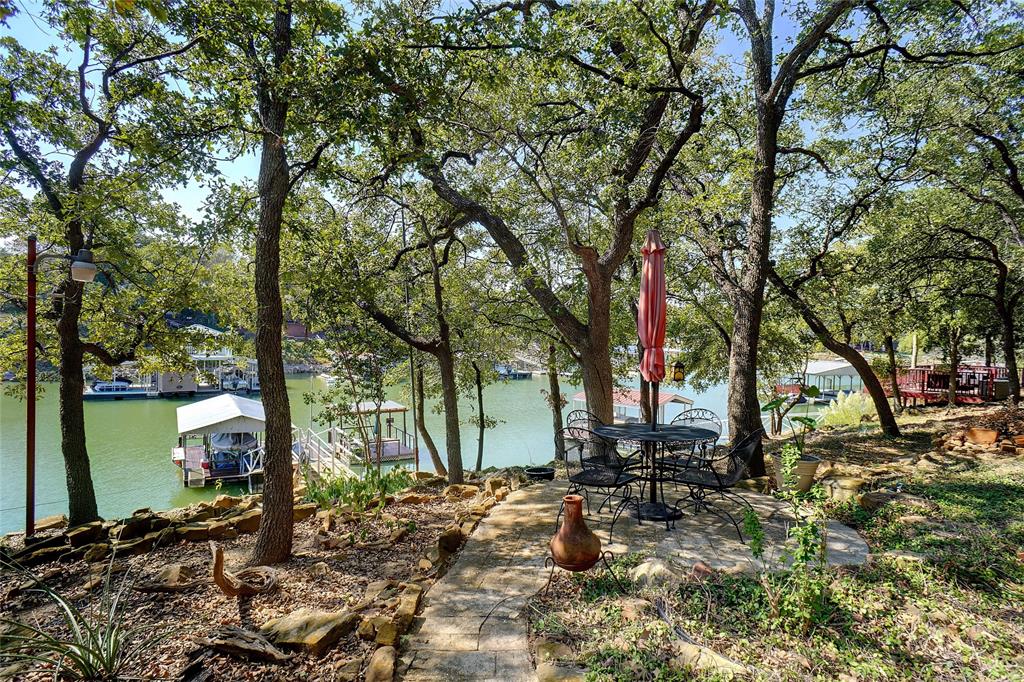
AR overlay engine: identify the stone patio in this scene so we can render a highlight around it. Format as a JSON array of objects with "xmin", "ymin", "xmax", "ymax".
[{"xmin": 397, "ymin": 480, "xmax": 869, "ymax": 681}]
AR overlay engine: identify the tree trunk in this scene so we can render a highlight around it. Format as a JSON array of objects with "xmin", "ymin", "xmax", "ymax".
[
  {"xmin": 727, "ymin": 302, "xmax": 767, "ymax": 474},
  {"xmin": 948, "ymin": 329, "xmax": 961, "ymax": 409},
  {"xmin": 770, "ymin": 272, "xmax": 901, "ymax": 437},
  {"xmin": 885, "ymin": 334, "xmax": 903, "ymax": 412},
  {"xmin": 248, "ymin": 2, "xmax": 294, "ymax": 567},
  {"xmin": 820, "ymin": 334, "xmax": 901, "ymax": 437},
  {"xmin": 414, "ymin": 365, "xmax": 446, "ymax": 477},
  {"xmin": 57, "ymin": 290, "xmax": 100, "ymax": 525},
  {"xmin": 579, "ymin": 348, "xmax": 615, "ymax": 426},
  {"xmin": 435, "ymin": 348, "xmax": 464, "ymax": 483},
  {"xmin": 984, "ymin": 333, "xmax": 994, "ymax": 367},
  {"xmin": 547, "ymin": 343, "xmax": 565, "ymax": 461},
  {"xmin": 473, "ymin": 361, "xmax": 485, "ymax": 472},
  {"xmin": 997, "ymin": 307, "xmax": 1020, "ymax": 405}
]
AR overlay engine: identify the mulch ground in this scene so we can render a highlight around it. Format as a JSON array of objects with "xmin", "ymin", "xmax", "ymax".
[{"xmin": 1, "ymin": 495, "xmax": 475, "ymax": 681}]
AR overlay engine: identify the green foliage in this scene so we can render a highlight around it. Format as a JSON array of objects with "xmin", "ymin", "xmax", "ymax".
[
  {"xmin": 817, "ymin": 391, "xmax": 878, "ymax": 428},
  {"xmin": 572, "ymin": 552, "xmax": 643, "ymax": 602},
  {"xmin": 302, "ymin": 465, "xmax": 413, "ymax": 515},
  {"xmin": 0, "ymin": 559, "xmax": 173, "ymax": 680}
]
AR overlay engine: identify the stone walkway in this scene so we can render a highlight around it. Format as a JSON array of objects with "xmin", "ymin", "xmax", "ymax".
[{"xmin": 398, "ymin": 481, "xmax": 870, "ymax": 681}]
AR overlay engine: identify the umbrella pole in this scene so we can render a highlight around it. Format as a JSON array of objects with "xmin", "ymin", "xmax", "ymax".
[{"xmin": 651, "ymin": 382, "xmax": 659, "ymax": 431}]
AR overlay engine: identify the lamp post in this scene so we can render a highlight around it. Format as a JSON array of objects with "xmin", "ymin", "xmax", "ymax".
[{"xmin": 25, "ymin": 235, "xmax": 97, "ymax": 536}]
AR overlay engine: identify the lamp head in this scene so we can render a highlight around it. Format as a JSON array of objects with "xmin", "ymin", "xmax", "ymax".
[
  {"xmin": 671, "ymin": 360, "xmax": 685, "ymax": 384},
  {"xmin": 70, "ymin": 249, "xmax": 97, "ymax": 283}
]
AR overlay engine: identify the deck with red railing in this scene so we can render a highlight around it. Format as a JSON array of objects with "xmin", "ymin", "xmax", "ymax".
[{"xmin": 889, "ymin": 365, "xmax": 1008, "ymax": 405}]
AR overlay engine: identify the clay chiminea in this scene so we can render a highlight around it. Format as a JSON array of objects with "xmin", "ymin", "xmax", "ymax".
[{"xmin": 550, "ymin": 495, "xmax": 602, "ymax": 571}]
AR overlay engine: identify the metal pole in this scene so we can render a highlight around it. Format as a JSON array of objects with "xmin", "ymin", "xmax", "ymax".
[
  {"xmin": 650, "ymin": 381, "xmax": 659, "ymax": 432},
  {"xmin": 26, "ymin": 235, "xmax": 37, "ymax": 537}
]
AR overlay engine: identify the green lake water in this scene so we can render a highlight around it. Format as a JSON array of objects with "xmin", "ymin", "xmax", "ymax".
[{"xmin": 0, "ymin": 375, "xmax": 748, "ymax": 534}]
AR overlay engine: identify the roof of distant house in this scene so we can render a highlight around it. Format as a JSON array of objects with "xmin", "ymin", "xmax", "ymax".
[{"xmin": 572, "ymin": 389, "xmax": 693, "ymax": 407}]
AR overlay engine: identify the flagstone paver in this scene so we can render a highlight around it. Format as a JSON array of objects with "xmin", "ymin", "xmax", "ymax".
[{"xmin": 397, "ymin": 479, "xmax": 870, "ymax": 681}]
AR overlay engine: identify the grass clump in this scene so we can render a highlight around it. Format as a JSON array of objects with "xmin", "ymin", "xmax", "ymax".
[{"xmin": 303, "ymin": 465, "xmax": 413, "ymax": 514}]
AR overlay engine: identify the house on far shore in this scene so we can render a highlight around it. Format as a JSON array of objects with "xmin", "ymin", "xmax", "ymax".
[{"xmin": 570, "ymin": 388, "xmax": 694, "ymax": 424}]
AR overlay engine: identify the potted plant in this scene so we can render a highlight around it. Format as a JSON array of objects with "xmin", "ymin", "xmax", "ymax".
[
  {"xmin": 967, "ymin": 403, "xmax": 1024, "ymax": 445},
  {"xmin": 770, "ymin": 415, "xmax": 821, "ymax": 493}
]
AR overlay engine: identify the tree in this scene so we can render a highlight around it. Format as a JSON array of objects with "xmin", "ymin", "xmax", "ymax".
[
  {"xmin": 182, "ymin": 0, "xmax": 351, "ymax": 565},
  {"xmin": 0, "ymin": 0, "xmax": 209, "ymax": 525},
  {"xmin": 357, "ymin": 0, "xmax": 715, "ymax": 424}
]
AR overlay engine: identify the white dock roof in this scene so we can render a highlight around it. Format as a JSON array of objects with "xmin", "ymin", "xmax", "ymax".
[
  {"xmin": 804, "ymin": 360, "xmax": 857, "ymax": 377},
  {"xmin": 176, "ymin": 394, "xmax": 265, "ymax": 435},
  {"xmin": 349, "ymin": 400, "xmax": 408, "ymax": 414}
]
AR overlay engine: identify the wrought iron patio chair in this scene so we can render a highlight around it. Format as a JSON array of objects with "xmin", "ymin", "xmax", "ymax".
[
  {"xmin": 558, "ymin": 425, "xmax": 642, "ymax": 543},
  {"xmin": 669, "ymin": 429, "xmax": 764, "ymax": 541},
  {"xmin": 666, "ymin": 408, "xmax": 723, "ymax": 468},
  {"xmin": 566, "ymin": 409, "xmax": 605, "ymax": 431}
]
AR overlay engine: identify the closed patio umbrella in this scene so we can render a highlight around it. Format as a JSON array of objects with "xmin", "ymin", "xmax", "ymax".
[{"xmin": 637, "ymin": 229, "xmax": 667, "ymax": 430}]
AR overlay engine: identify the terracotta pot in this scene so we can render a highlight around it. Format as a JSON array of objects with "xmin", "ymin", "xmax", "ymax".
[
  {"xmin": 1012, "ymin": 435, "xmax": 1024, "ymax": 447},
  {"xmin": 550, "ymin": 495, "xmax": 601, "ymax": 571},
  {"xmin": 965, "ymin": 427, "xmax": 999, "ymax": 445}
]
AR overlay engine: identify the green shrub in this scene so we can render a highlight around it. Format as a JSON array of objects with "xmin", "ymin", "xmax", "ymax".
[
  {"xmin": 0, "ymin": 560, "xmax": 172, "ymax": 680},
  {"xmin": 303, "ymin": 465, "xmax": 413, "ymax": 514},
  {"xmin": 817, "ymin": 391, "xmax": 877, "ymax": 427}
]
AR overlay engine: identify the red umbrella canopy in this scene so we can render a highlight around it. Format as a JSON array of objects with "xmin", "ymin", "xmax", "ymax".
[{"xmin": 637, "ymin": 229, "xmax": 667, "ymax": 383}]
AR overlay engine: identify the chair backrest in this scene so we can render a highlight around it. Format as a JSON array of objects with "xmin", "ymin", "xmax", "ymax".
[
  {"xmin": 722, "ymin": 428, "xmax": 765, "ymax": 483},
  {"xmin": 560, "ymin": 426, "xmax": 618, "ymax": 468},
  {"xmin": 566, "ymin": 409, "xmax": 605, "ymax": 431},
  {"xmin": 672, "ymin": 408, "xmax": 723, "ymax": 436}
]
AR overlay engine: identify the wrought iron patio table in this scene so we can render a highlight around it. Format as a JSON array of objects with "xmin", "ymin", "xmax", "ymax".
[{"xmin": 593, "ymin": 422, "xmax": 718, "ymax": 523}]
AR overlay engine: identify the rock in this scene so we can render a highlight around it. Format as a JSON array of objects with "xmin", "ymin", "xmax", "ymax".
[
  {"xmin": 459, "ymin": 520, "xmax": 476, "ymax": 538},
  {"xmin": 485, "ymin": 477, "xmax": 507, "ymax": 496},
  {"xmin": 134, "ymin": 564, "xmax": 200, "ymax": 593},
  {"xmin": 536, "ymin": 662, "xmax": 587, "ymax": 682},
  {"xmin": 212, "ymin": 494, "xmax": 242, "ymax": 509},
  {"xmin": 438, "ymin": 525, "xmax": 464, "ymax": 554},
  {"xmin": 260, "ymin": 609, "xmax": 361, "ymax": 657},
  {"xmin": 310, "ymin": 561, "xmax": 331, "ymax": 577},
  {"xmin": 443, "ymin": 484, "xmax": 479, "ymax": 500},
  {"xmin": 494, "ymin": 486, "xmax": 510, "ymax": 502},
  {"xmin": 177, "ymin": 523, "xmax": 211, "ymax": 541},
  {"xmin": 412, "ymin": 471, "xmax": 436, "ymax": 481},
  {"xmin": 35, "ymin": 514, "xmax": 68, "ymax": 531},
  {"xmin": 65, "ymin": 521, "xmax": 106, "ymax": 548},
  {"xmin": 418, "ymin": 558, "xmax": 433, "ymax": 571},
  {"xmin": 357, "ymin": 617, "xmax": 377, "ymax": 640},
  {"xmin": 365, "ymin": 645, "xmax": 396, "ymax": 682},
  {"xmin": 83, "ymin": 542, "xmax": 111, "ymax": 563},
  {"xmin": 821, "ymin": 476, "xmax": 867, "ymax": 502},
  {"xmin": 374, "ymin": 619, "xmax": 399, "ymax": 646},
  {"xmin": 396, "ymin": 492, "xmax": 437, "ymax": 505},
  {"xmin": 231, "ymin": 509, "xmax": 262, "ymax": 534},
  {"xmin": 110, "ymin": 515, "xmax": 154, "ymax": 542},
  {"xmin": 112, "ymin": 533, "xmax": 155, "ymax": 557},
  {"xmin": 389, "ymin": 526, "xmax": 409, "ymax": 543},
  {"xmin": 671, "ymin": 642, "xmax": 748, "ymax": 677},
  {"xmin": 394, "ymin": 583, "xmax": 423, "ymax": 631},
  {"xmin": 317, "ymin": 509, "xmax": 334, "ymax": 532},
  {"xmin": 364, "ymin": 579, "xmax": 398, "ymax": 601},
  {"xmin": 876, "ymin": 550, "xmax": 928, "ymax": 564},
  {"xmin": 733, "ymin": 476, "xmax": 772, "ymax": 493},
  {"xmin": 334, "ymin": 657, "xmax": 361, "ymax": 681},
  {"xmin": 628, "ymin": 559, "xmax": 682, "ymax": 589},
  {"xmin": 858, "ymin": 491, "xmax": 897, "ymax": 512},
  {"xmin": 293, "ymin": 503, "xmax": 318, "ymax": 522},
  {"xmin": 206, "ymin": 520, "xmax": 231, "ymax": 539},
  {"xmin": 16, "ymin": 544, "xmax": 67, "ymax": 567},
  {"xmin": 536, "ymin": 639, "xmax": 573, "ymax": 663}
]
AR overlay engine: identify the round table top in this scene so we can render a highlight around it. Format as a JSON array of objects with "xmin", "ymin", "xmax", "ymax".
[{"xmin": 593, "ymin": 422, "xmax": 718, "ymax": 443}]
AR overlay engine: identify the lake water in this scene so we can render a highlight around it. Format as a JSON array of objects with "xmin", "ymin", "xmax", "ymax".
[{"xmin": 0, "ymin": 375, "xmax": 739, "ymax": 534}]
